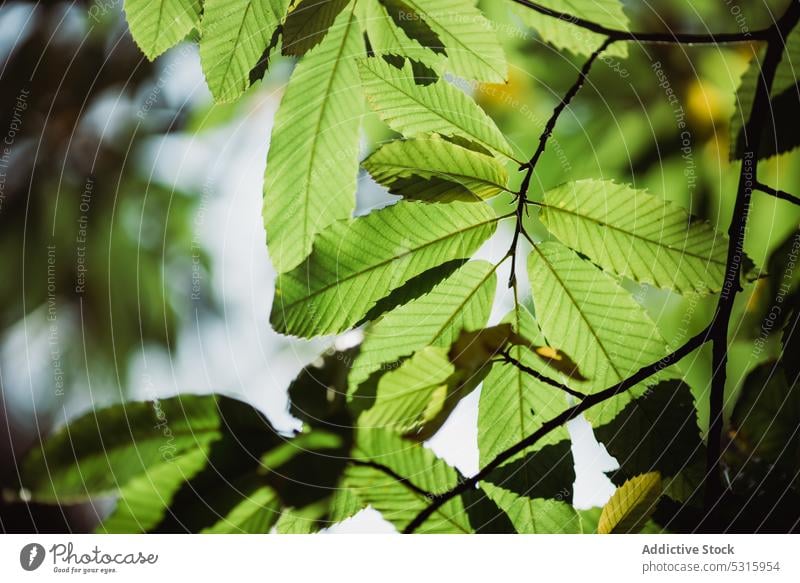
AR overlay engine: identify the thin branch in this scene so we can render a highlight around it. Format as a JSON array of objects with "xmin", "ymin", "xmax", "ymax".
[
  {"xmin": 703, "ymin": 1, "xmax": 800, "ymax": 517},
  {"xmin": 511, "ymin": 0, "xmax": 773, "ymax": 44},
  {"xmin": 506, "ymin": 38, "xmax": 612, "ymax": 288},
  {"xmin": 403, "ymin": 326, "xmax": 711, "ymax": 533},
  {"xmin": 350, "ymin": 460, "xmax": 435, "ymax": 499},
  {"xmin": 520, "ymin": 37, "xmax": 614, "ymax": 176},
  {"xmin": 755, "ymin": 181, "xmax": 800, "ymax": 206},
  {"xmin": 498, "ymin": 350, "xmax": 587, "ymax": 399}
]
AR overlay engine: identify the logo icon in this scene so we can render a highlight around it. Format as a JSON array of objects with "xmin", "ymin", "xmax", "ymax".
[{"xmin": 20, "ymin": 543, "xmax": 46, "ymax": 571}]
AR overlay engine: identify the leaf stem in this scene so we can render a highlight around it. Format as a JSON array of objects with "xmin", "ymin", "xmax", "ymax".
[
  {"xmin": 498, "ymin": 350, "xmax": 587, "ymax": 399},
  {"xmin": 505, "ymin": 38, "xmax": 612, "ymax": 288},
  {"xmin": 754, "ymin": 181, "xmax": 800, "ymax": 206}
]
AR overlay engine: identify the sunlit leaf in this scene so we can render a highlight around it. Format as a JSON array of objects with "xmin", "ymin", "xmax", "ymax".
[
  {"xmin": 598, "ymin": 472, "xmax": 662, "ymax": 534},
  {"xmin": 263, "ymin": 3, "xmax": 363, "ymax": 273},
  {"xmin": 364, "ymin": 135, "xmax": 510, "ymax": 201},
  {"xmin": 358, "ymin": 57, "xmax": 515, "ymax": 158},
  {"xmin": 540, "ymin": 180, "xmax": 729, "ymax": 295},
  {"xmin": 270, "ymin": 200, "xmax": 498, "ymax": 337}
]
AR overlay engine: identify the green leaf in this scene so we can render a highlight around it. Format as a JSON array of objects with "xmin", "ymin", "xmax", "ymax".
[
  {"xmin": 358, "ymin": 57, "xmax": 515, "ymax": 158},
  {"xmin": 201, "ymin": 486, "xmax": 282, "ymax": 533},
  {"xmin": 401, "ymin": 0, "xmax": 507, "ymax": 82},
  {"xmin": 263, "ymin": 3, "xmax": 363, "ymax": 273},
  {"xmin": 199, "ymin": 0, "xmax": 289, "ymax": 103},
  {"xmin": 481, "ymin": 443, "xmax": 582, "ymax": 533},
  {"xmin": 476, "ymin": 306, "xmax": 580, "ymax": 533},
  {"xmin": 349, "ymin": 260, "xmax": 496, "ymax": 388},
  {"xmin": 22, "ymin": 395, "xmax": 236, "ymax": 502},
  {"xmin": 514, "ymin": 0, "xmax": 629, "ymax": 58},
  {"xmin": 540, "ymin": 180, "xmax": 728, "ymax": 295},
  {"xmin": 527, "ymin": 242, "xmax": 669, "ymax": 425},
  {"xmin": 378, "ymin": 0, "xmax": 444, "ymax": 55},
  {"xmin": 478, "ymin": 306, "xmax": 571, "ymax": 458},
  {"xmin": 270, "ymin": 200, "xmax": 498, "ymax": 337},
  {"xmin": 98, "ymin": 448, "xmax": 209, "ymax": 533},
  {"xmin": 346, "ymin": 429, "xmax": 472, "ymax": 532},
  {"xmin": 282, "ymin": 0, "xmax": 351, "ymax": 56},
  {"xmin": 730, "ymin": 30, "xmax": 800, "ymax": 160},
  {"xmin": 358, "ymin": 346, "xmax": 454, "ymax": 435},
  {"xmin": 598, "ymin": 472, "xmax": 662, "ymax": 534},
  {"xmin": 362, "ymin": 0, "xmax": 442, "ymax": 69},
  {"xmin": 124, "ymin": 0, "xmax": 202, "ymax": 60},
  {"xmin": 364, "ymin": 136, "xmax": 509, "ymax": 201}
]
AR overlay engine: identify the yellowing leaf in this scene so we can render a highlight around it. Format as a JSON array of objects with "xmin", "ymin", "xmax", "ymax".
[
  {"xmin": 533, "ymin": 346, "xmax": 588, "ymax": 381},
  {"xmin": 598, "ymin": 472, "xmax": 662, "ymax": 534}
]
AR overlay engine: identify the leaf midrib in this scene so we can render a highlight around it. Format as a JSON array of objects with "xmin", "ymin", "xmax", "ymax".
[
  {"xmin": 404, "ymin": 0, "xmax": 499, "ymax": 78},
  {"xmin": 280, "ymin": 213, "xmax": 502, "ymax": 310},
  {"xmin": 541, "ymin": 202, "xmax": 726, "ymax": 266},
  {"xmin": 299, "ymin": 4, "xmax": 359, "ymax": 249},
  {"xmin": 531, "ymin": 245, "xmax": 624, "ymax": 381},
  {"xmin": 362, "ymin": 61, "xmax": 511, "ymax": 158}
]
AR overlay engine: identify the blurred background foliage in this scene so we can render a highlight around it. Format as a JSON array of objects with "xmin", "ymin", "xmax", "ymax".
[{"xmin": 1, "ymin": 0, "xmax": 798, "ymax": 531}]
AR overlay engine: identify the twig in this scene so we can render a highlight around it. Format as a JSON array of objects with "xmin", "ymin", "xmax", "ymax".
[
  {"xmin": 703, "ymin": 1, "xmax": 800, "ymax": 518},
  {"xmin": 755, "ymin": 181, "xmax": 800, "ymax": 206},
  {"xmin": 511, "ymin": 0, "xmax": 773, "ymax": 44},
  {"xmin": 506, "ymin": 38, "xmax": 612, "ymax": 287},
  {"xmin": 403, "ymin": 327, "xmax": 711, "ymax": 533},
  {"xmin": 351, "ymin": 460, "xmax": 435, "ymax": 499},
  {"xmin": 498, "ymin": 350, "xmax": 586, "ymax": 399}
]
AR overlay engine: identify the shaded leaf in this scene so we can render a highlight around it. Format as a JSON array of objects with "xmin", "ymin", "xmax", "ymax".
[
  {"xmin": 482, "ymin": 441, "xmax": 581, "ymax": 533},
  {"xmin": 402, "ymin": 0, "xmax": 507, "ymax": 82},
  {"xmin": 350, "ymin": 260, "xmax": 496, "ymax": 389},
  {"xmin": 200, "ymin": 0, "xmax": 289, "ymax": 102},
  {"xmin": 594, "ymin": 380, "xmax": 704, "ymax": 500},
  {"xmin": 270, "ymin": 200, "xmax": 498, "ymax": 337},
  {"xmin": 730, "ymin": 29, "xmax": 800, "ymax": 160},
  {"xmin": 514, "ymin": 0, "xmax": 629, "ymax": 58},
  {"xmin": 363, "ymin": 0, "xmax": 442, "ymax": 70},
  {"xmin": 730, "ymin": 361, "xmax": 800, "ymax": 470},
  {"xmin": 22, "ymin": 395, "xmax": 252, "ymax": 502},
  {"xmin": 379, "ymin": 0, "xmax": 445, "ymax": 55},
  {"xmin": 282, "ymin": 0, "xmax": 351, "ymax": 56},
  {"xmin": 346, "ymin": 429, "xmax": 472, "ymax": 532},
  {"xmin": 478, "ymin": 306, "xmax": 572, "ymax": 457}
]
